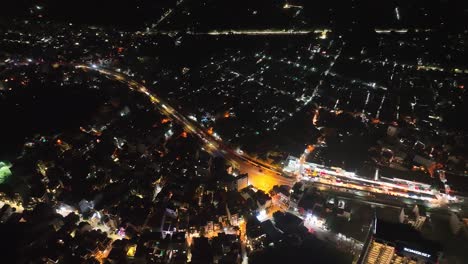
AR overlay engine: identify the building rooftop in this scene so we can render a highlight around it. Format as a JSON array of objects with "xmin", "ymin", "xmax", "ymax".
[{"xmin": 373, "ymin": 219, "xmax": 441, "ymax": 262}]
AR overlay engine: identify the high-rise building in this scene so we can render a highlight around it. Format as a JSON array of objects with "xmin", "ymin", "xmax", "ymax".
[{"xmin": 360, "ymin": 218, "xmax": 441, "ymax": 264}]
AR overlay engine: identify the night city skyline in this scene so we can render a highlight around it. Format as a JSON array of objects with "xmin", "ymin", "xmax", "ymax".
[{"xmin": 1, "ymin": 1, "xmax": 468, "ymax": 264}]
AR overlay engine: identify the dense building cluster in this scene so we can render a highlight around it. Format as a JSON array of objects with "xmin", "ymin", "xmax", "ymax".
[{"xmin": 1, "ymin": 0, "xmax": 468, "ymax": 263}]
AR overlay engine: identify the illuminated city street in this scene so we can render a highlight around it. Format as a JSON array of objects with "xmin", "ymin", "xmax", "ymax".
[{"xmin": 1, "ymin": 1, "xmax": 468, "ymax": 263}]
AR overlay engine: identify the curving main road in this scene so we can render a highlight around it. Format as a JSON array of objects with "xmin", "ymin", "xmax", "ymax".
[{"xmin": 75, "ymin": 64, "xmax": 294, "ymax": 190}]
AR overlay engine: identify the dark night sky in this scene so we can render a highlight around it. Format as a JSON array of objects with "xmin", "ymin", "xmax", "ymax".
[
  {"xmin": 1, "ymin": 0, "xmax": 468, "ymax": 30},
  {"xmin": 1, "ymin": 0, "xmax": 172, "ymax": 28}
]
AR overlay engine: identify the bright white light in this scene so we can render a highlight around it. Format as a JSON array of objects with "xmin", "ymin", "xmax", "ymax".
[
  {"xmin": 256, "ymin": 210, "xmax": 267, "ymax": 221},
  {"xmin": 311, "ymin": 215, "xmax": 317, "ymax": 224},
  {"xmin": 395, "ymin": 7, "xmax": 401, "ymax": 21},
  {"xmin": 403, "ymin": 247, "xmax": 430, "ymax": 258},
  {"xmin": 92, "ymin": 211, "xmax": 102, "ymax": 220},
  {"xmin": 91, "ymin": 64, "xmax": 97, "ymax": 69},
  {"xmin": 165, "ymin": 129, "xmax": 174, "ymax": 138},
  {"xmin": 56, "ymin": 204, "xmax": 75, "ymax": 217}
]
